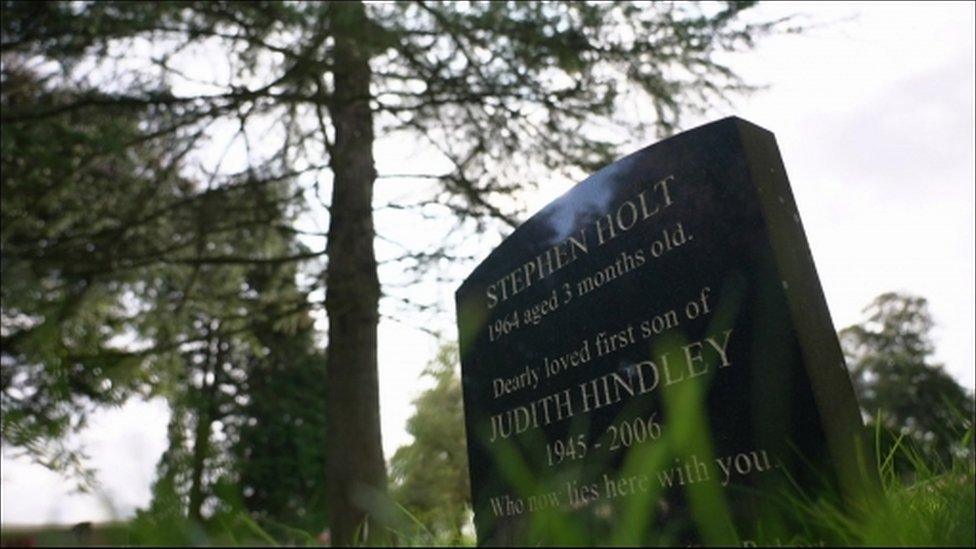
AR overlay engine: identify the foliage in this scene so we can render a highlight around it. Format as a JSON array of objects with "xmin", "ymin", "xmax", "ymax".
[
  {"xmin": 753, "ymin": 416, "xmax": 975, "ymax": 547},
  {"xmin": 232, "ymin": 266, "xmax": 329, "ymax": 539},
  {"xmin": 1, "ymin": 59, "xmax": 195, "ymax": 477},
  {"xmin": 0, "ymin": 1, "xmax": 787, "ymax": 209},
  {"xmin": 2, "ymin": 54, "xmax": 327, "ymax": 536},
  {"xmin": 840, "ymin": 292, "xmax": 976, "ymax": 466},
  {"xmin": 3, "ymin": 419, "xmax": 973, "ymax": 547},
  {"xmin": 141, "ymin": 188, "xmax": 325, "ymax": 522},
  {"xmin": 384, "ymin": 373, "xmax": 974, "ymax": 547},
  {"xmin": 3, "ymin": 1, "xmax": 790, "ymax": 542},
  {"xmin": 140, "ymin": 208, "xmax": 329, "ymax": 533},
  {"xmin": 390, "ymin": 344, "xmax": 472, "ymax": 544},
  {"xmin": 6, "ymin": 3, "xmax": 972, "ymax": 545}
]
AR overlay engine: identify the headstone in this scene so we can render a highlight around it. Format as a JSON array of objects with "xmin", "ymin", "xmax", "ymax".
[{"xmin": 455, "ymin": 117, "xmax": 871, "ymax": 546}]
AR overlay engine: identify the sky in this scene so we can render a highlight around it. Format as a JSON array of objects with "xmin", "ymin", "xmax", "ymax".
[{"xmin": 2, "ymin": 1, "xmax": 974, "ymax": 526}]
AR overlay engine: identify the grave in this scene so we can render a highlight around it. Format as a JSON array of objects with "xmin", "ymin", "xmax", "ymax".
[{"xmin": 455, "ymin": 117, "xmax": 872, "ymax": 545}]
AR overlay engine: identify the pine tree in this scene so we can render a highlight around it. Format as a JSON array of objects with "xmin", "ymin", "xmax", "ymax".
[
  {"xmin": 840, "ymin": 293, "xmax": 975, "ymax": 465},
  {"xmin": 3, "ymin": 2, "xmax": 787, "ymax": 542},
  {"xmin": 232, "ymin": 262, "xmax": 329, "ymax": 539}
]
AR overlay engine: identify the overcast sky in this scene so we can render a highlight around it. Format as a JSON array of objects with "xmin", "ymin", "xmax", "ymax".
[{"xmin": 3, "ymin": 1, "xmax": 974, "ymax": 526}]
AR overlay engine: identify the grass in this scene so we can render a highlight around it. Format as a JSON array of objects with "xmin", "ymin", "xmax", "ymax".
[
  {"xmin": 2, "ymin": 423, "xmax": 972, "ymax": 547},
  {"xmin": 760, "ymin": 423, "xmax": 975, "ymax": 547}
]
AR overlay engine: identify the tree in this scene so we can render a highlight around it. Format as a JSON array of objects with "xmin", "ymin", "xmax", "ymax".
[
  {"xmin": 146, "ymin": 264, "xmax": 329, "ymax": 537},
  {"xmin": 840, "ymin": 292, "xmax": 975, "ymax": 465},
  {"xmin": 0, "ymin": 58, "xmax": 198, "ymax": 478},
  {"xmin": 2, "ymin": 2, "xmax": 786, "ymax": 543},
  {"xmin": 140, "ymin": 245, "xmax": 330, "ymax": 539},
  {"xmin": 2, "ymin": 56, "xmax": 327, "ymax": 529},
  {"xmin": 141, "ymin": 184, "xmax": 328, "ymax": 528},
  {"xmin": 232, "ymin": 262, "xmax": 329, "ymax": 538},
  {"xmin": 390, "ymin": 344, "xmax": 470, "ymax": 543}
]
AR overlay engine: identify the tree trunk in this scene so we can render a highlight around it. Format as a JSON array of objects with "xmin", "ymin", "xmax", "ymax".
[
  {"xmin": 324, "ymin": 2, "xmax": 387, "ymax": 545},
  {"xmin": 187, "ymin": 391, "xmax": 213, "ymax": 523},
  {"xmin": 188, "ymin": 329, "xmax": 220, "ymax": 523}
]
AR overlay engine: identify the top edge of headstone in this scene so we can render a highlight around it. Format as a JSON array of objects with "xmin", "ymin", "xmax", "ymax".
[{"xmin": 455, "ymin": 116, "xmax": 772, "ymax": 299}]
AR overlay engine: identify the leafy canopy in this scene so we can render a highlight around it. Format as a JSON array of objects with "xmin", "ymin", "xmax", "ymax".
[
  {"xmin": 390, "ymin": 344, "xmax": 471, "ymax": 544},
  {"xmin": 841, "ymin": 292, "xmax": 975, "ymax": 465}
]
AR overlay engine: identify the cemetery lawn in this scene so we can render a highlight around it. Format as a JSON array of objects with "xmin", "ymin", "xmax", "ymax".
[
  {"xmin": 2, "ymin": 433, "xmax": 972, "ymax": 547},
  {"xmin": 772, "ymin": 428, "xmax": 975, "ymax": 547}
]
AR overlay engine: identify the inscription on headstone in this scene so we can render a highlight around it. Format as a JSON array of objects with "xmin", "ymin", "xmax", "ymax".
[{"xmin": 456, "ymin": 117, "xmax": 870, "ymax": 545}]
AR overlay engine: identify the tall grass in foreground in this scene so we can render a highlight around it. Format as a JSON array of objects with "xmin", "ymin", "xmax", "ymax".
[
  {"xmin": 751, "ymin": 419, "xmax": 974, "ymax": 547},
  {"xmin": 386, "ymin": 413, "xmax": 973, "ymax": 547},
  {"xmin": 1, "ymin": 419, "xmax": 972, "ymax": 547}
]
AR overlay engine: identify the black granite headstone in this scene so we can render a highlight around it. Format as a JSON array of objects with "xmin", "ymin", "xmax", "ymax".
[{"xmin": 455, "ymin": 117, "xmax": 871, "ymax": 545}]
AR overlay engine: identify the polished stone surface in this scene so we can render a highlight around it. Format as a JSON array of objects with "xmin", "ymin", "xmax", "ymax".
[{"xmin": 456, "ymin": 117, "xmax": 864, "ymax": 545}]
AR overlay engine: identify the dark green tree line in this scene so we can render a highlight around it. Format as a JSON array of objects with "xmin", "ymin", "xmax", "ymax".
[
  {"xmin": 145, "ymin": 255, "xmax": 329, "ymax": 540},
  {"xmin": 390, "ymin": 344, "xmax": 470, "ymax": 544},
  {"xmin": 841, "ymin": 292, "xmax": 975, "ymax": 466}
]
